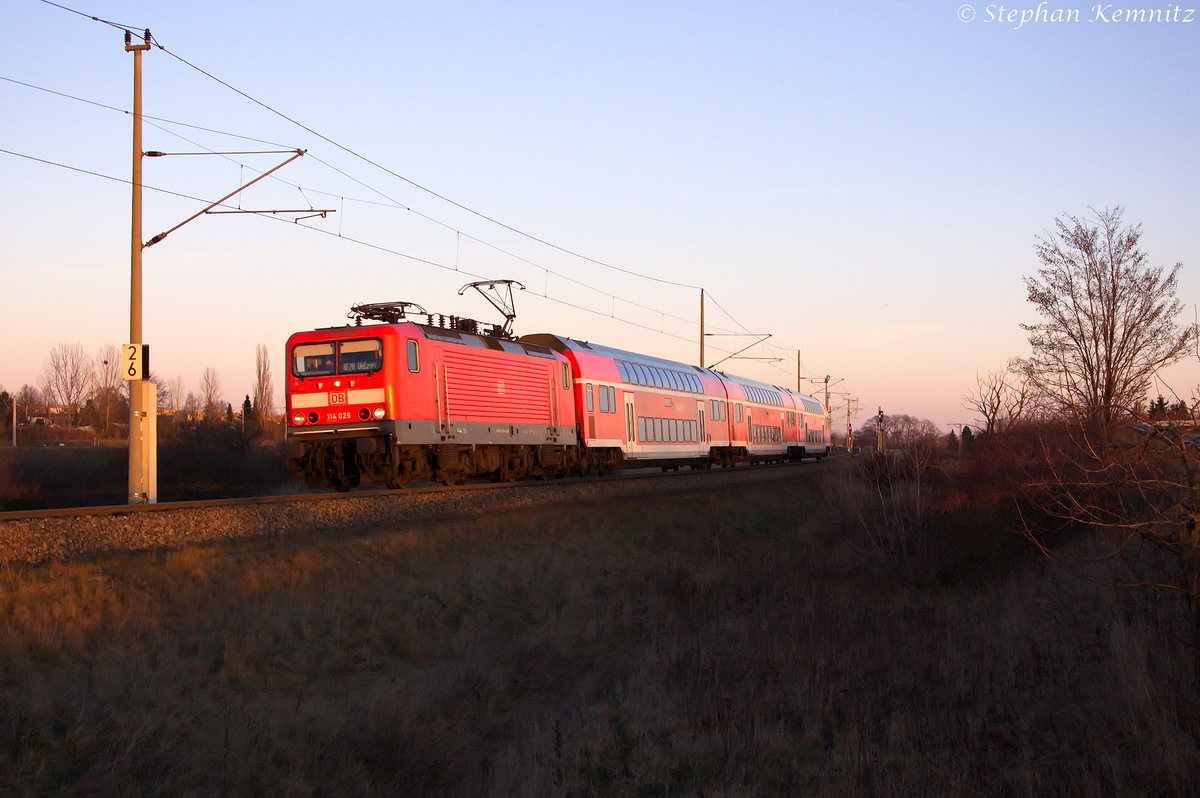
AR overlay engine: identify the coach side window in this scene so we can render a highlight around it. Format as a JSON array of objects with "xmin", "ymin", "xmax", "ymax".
[
  {"xmin": 406, "ymin": 340, "xmax": 420, "ymax": 372},
  {"xmin": 586, "ymin": 384, "xmax": 594, "ymax": 412},
  {"xmin": 598, "ymin": 385, "xmax": 609, "ymax": 413}
]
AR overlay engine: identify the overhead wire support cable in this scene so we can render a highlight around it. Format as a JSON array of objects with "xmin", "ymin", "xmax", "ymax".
[
  {"xmin": 1, "ymin": 69, "xmax": 746, "ymax": 333},
  {"xmin": 26, "ymin": 1, "xmax": 775, "ymax": 356},
  {"xmin": 0, "ymin": 75, "xmax": 297, "ymax": 149},
  {"xmin": 0, "ymin": 145, "xmax": 734, "ymax": 356},
  {"xmin": 154, "ymin": 40, "xmax": 704, "ymax": 290}
]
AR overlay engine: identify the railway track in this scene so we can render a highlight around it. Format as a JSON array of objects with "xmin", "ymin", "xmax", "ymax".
[
  {"xmin": 0, "ymin": 456, "xmax": 848, "ymax": 568},
  {"xmin": 0, "ymin": 456, "xmax": 846, "ymax": 522}
]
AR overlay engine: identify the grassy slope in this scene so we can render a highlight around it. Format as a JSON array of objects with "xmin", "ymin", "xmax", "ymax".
[{"xmin": 1, "ymin": 470, "xmax": 1197, "ymax": 796}]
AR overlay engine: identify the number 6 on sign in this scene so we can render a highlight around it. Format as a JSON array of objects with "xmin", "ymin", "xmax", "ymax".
[{"xmin": 122, "ymin": 343, "xmax": 149, "ymax": 381}]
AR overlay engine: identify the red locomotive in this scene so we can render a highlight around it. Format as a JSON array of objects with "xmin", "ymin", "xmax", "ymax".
[{"xmin": 285, "ymin": 300, "xmax": 830, "ymax": 490}]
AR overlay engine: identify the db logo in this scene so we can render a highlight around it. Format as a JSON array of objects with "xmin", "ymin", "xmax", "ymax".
[{"xmin": 329, "ymin": 392, "xmax": 348, "ymax": 405}]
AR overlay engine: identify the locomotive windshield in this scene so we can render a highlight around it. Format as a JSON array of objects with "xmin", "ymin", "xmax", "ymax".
[
  {"xmin": 339, "ymin": 339, "xmax": 383, "ymax": 374},
  {"xmin": 292, "ymin": 338, "xmax": 383, "ymax": 377},
  {"xmin": 293, "ymin": 342, "xmax": 335, "ymax": 377}
]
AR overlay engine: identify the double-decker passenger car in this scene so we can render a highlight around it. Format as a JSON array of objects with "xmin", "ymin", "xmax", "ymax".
[{"xmin": 285, "ymin": 305, "xmax": 830, "ymax": 490}]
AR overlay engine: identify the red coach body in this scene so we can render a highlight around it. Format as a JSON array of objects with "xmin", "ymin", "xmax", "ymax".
[{"xmin": 285, "ymin": 310, "xmax": 829, "ymax": 490}]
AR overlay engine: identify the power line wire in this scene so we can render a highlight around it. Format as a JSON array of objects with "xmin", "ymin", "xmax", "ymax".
[
  {"xmin": 2, "ymin": 71, "xmax": 739, "ymax": 335},
  {"xmin": 0, "ymin": 145, "xmax": 736, "ymax": 359},
  {"xmin": 151, "ymin": 41, "xmax": 705, "ymax": 292},
  {"xmin": 27, "ymin": 1, "xmax": 787, "ymax": 362}
]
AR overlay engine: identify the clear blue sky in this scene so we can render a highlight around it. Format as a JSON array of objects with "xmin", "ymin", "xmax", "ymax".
[{"xmin": 2, "ymin": 0, "xmax": 1198, "ymax": 427}]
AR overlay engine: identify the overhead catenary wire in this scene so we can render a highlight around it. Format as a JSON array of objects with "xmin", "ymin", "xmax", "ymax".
[
  {"xmin": 2, "ymin": 71, "xmax": 742, "ymax": 336},
  {"xmin": 0, "ymin": 145, "xmax": 725, "ymax": 355},
  {"xmin": 24, "ymin": 1, "xmax": 806, "ymax": 373}
]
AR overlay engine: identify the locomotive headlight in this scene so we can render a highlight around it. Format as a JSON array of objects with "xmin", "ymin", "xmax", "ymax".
[
  {"xmin": 291, "ymin": 412, "xmax": 304, "ymax": 425},
  {"xmin": 373, "ymin": 406, "xmax": 386, "ymax": 420}
]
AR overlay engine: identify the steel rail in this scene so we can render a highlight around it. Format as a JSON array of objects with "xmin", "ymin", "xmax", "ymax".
[{"xmin": 0, "ymin": 457, "xmax": 847, "ymax": 523}]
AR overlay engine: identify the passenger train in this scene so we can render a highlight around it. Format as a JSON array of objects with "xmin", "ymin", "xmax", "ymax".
[{"xmin": 285, "ymin": 303, "xmax": 830, "ymax": 490}]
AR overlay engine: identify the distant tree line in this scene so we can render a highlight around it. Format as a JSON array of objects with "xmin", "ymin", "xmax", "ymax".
[{"xmin": 3, "ymin": 343, "xmax": 280, "ymax": 444}]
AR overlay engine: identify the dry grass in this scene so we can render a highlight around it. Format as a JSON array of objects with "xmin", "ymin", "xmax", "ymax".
[{"xmin": 1, "ymin": 468, "xmax": 1198, "ymax": 796}]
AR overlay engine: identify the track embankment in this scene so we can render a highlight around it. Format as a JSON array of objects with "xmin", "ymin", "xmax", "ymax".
[{"xmin": 0, "ymin": 460, "xmax": 842, "ymax": 567}]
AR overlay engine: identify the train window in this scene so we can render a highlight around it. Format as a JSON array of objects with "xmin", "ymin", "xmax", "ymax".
[
  {"xmin": 598, "ymin": 385, "xmax": 609, "ymax": 414},
  {"xmin": 638, "ymin": 417, "xmax": 647, "ymax": 441},
  {"xmin": 736, "ymin": 403, "xmax": 744, "ymax": 423},
  {"xmin": 339, "ymin": 339, "xmax": 383, "ymax": 374},
  {"xmin": 293, "ymin": 342, "xmax": 335, "ymax": 377},
  {"xmin": 586, "ymin": 384, "xmax": 594, "ymax": 412},
  {"xmin": 668, "ymin": 371, "xmax": 680, "ymax": 391},
  {"xmin": 709, "ymin": 399, "xmax": 718, "ymax": 420},
  {"xmin": 406, "ymin": 340, "xmax": 420, "ymax": 373},
  {"xmin": 617, "ymin": 362, "xmax": 630, "ymax": 383},
  {"xmin": 653, "ymin": 418, "xmax": 662, "ymax": 442},
  {"xmin": 607, "ymin": 386, "xmax": 616, "ymax": 412},
  {"xmin": 629, "ymin": 364, "xmax": 643, "ymax": 386},
  {"xmin": 562, "ymin": 364, "xmax": 570, "ymax": 390}
]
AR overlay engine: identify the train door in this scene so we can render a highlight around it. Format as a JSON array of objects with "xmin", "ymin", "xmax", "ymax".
[
  {"xmin": 746, "ymin": 410, "xmax": 753, "ymax": 449},
  {"xmin": 624, "ymin": 392, "xmax": 636, "ymax": 451},
  {"xmin": 698, "ymin": 402, "xmax": 706, "ymax": 447}
]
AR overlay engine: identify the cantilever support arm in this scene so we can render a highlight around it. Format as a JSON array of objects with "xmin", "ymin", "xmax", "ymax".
[
  {"xmin": 705, "ymin": 334, "xmax": 772, "ymax": 370},
  {"xmin": 144, "ymin": 149, "xmax": 305, "ymax": 247}
]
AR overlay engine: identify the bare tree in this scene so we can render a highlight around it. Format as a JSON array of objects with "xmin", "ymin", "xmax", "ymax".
[
  {"xmin": 253, "ymin": 344, "xmax": 274, "ymax": 422},
  {"xmin": 183, "ymin": 392, "xmax": 201, "ymax": 419},
  {"xmin": 16, "ymin": 385, "xmax": 43, "ymax": 422},
  {"xmin": 199, "ymin": 368, "xmax": 222, "ymax": 415},
  {"xmin": 1020, "ymin": 207, "xmax": 1193, "ymax": 437},
  {"xmin": 963, "ymin": 362, "xmax": 1034, "ymax": 438},
  {"xmin": 164, "ymin": 375, "xmax": 185, "ymax": 413},
  {"xmin": 858, "ymin": 413, "xmax": 940, "ymax": 453},
  {"xmin": 93, "ymin": 345, "xmax": 124, "ymax": 433},
  {"xmin": 41, "ymin": 343, "xmax": 94, "ymax": 430}
]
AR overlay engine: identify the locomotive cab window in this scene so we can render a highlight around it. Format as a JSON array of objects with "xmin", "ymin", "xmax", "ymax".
[
  {"xmin": 339, "ymin": 339, "xmax": 383, "ymax": 374},
  {"xmin": 293, "ymin": 342, "xmax": 335, "ymax": 377},
  {"xmin": 406, "ymin": 340, "xmax": 420, "ymax": 372}
]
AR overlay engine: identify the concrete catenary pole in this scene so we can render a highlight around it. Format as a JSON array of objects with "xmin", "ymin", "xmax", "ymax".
[{"xmin": 126, "ymin": 30, "xmax": 156, "ymax": 504}]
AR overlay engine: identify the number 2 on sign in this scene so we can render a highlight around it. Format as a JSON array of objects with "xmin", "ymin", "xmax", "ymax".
[{"xmin": 123, "ymin": 344, "xmax": 143, "ymax": 381}]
